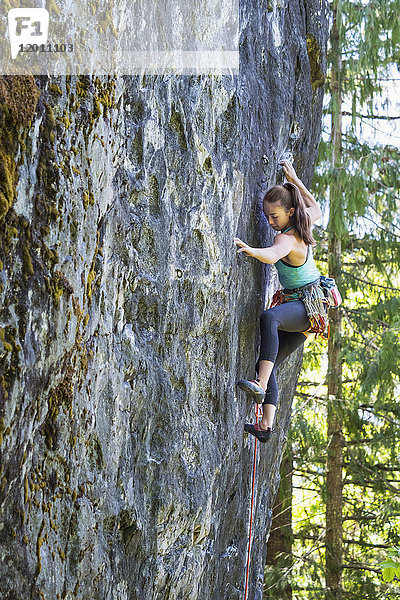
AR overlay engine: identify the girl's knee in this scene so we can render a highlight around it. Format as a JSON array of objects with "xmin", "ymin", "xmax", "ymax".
[
  {"xmin": 262, "ymin": 399, "xmax": 278, "ymax": 408},
  {"xmin": 260, "ymin": 309, "xmax": 278, "ymax": 328}
]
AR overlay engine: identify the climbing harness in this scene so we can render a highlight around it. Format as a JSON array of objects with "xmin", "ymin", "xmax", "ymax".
[
  {"xmin": 244, "ymin": 402, "xmax": 263, "ymax": 600},
  {"xmin": 301, "ymin": 282, "xmax": 329, "ymax": 337},
  {"xmin": 319, "ymin": 275, "xmax": 342, "ymax": 308},
  {"xmin": 269, "ymin": 276, "xmax": 342, "ymax": 340}
]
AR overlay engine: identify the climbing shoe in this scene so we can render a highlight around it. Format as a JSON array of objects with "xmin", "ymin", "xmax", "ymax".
[
  {"xmin": 237, "ymin": 379, "xmax": 265, "ymax": 404},
  {"xmin": 244, "ymin": 423, "xmax": 274, "ymax": 443}
]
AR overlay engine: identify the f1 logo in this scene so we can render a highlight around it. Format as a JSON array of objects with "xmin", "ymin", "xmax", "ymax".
[{"xmin": 8, "ymin": 8, "xmax": 49, "ymax": 59}]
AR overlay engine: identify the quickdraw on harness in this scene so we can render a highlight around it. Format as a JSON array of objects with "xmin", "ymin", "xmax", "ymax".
[{"xmin": 269, "ymin": 276, "xmax": 342, "ymax": 340}]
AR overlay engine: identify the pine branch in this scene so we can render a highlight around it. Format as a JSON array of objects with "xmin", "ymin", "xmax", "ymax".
[
  {"xmin": 294, "ymin": 533, "xmax": 391, "ymax": 549},
  {"xmin": 291, "ymin": 587, "xmax": 328, "ymax": 592},
  {"xmin": 295, "ymin": 391, "xmax": 327, "ymax": 403},
  {"xmin": 347, "ymin": 458, "xmax": 398, "ymax": 479},
  {"xmin": 344, "ymin": 308, "xmax": 392, "ymax": 329},
  {"xmin": 351, "ymin": 118, "xmax": 400, "ymax": 143},
  {"xmin": 378, "ymin": 478, "xmax": 400, "ymax": 483},
  {"xmin": 292, "ymin": 378, "xmax": 328, "ymax": 417},
  {"xmin": 342, "ymin": 514, "xmax": 376, "ymax": 522},
  {"xmin": 342, "ymin": 272, "xmax": 400, "ymax": 291},
  {"xmin": 271, "ymin": 510, "xmax": 325, "ymax": 532},
  {"xmin": 343, "ymin": 262, "xmax": 399, "ymax": 270},
  {"xmin": 359, "ymin": 406, "xmax": 400, "ymax": 428},
  {"xmin": 342, "ymin": 563, "xmax": 381, "ymax": 573},
  {"xmin": 294, "ymin": 533, "xmax": 323, "ymax": 542},
  {"xmin": 271, "ymin": 490, "xmax": 322, "ymax": 523},
  {"xmin": 347, "ymin": 78, "xmax": 400, "ymax": 82},
  {"xmin": 264, "ymin": 533, "xmax": 325, "ymax": 592},
  {"xmin": 297, "ymin": 379, "xmax": 357, "ymax": 386},
  {"xmin": 293, "ymin": 455, "xmax": 326, "ymax": 465},
  {"xmin": 342, "ymin": 307, "xmax": 380, "ymax": 350},
  {"xmin": 342, "ymin": 110, "xmax": 400, "ymax": 120},
  {"xmin": 369, "ymin": 465, "xmax": 400, "ymax": 473},
  {"xmin": 342, "ymin": 479, "xmax": 399, "ymax": 493},
  {"xmin": 367, "ymin": 203, "xmax": 400, "ymax": 234},
  {"xmin": 295, "ymin": 468, "xmax": 325, "ymax": 478},
  {"xmin": 293, "ymin": 486, "xmax": 321, "ymax": 492},
  {"xmin": 292, "ymin": 588, "xmax": 326, "ymax": 598},
  {"xmin": 361, "ymin": 215, "xmax": 400, "ymax": 238},
  {"xmin": 345, "ymin": 439, "xmax": 373, "ymax": 446}
]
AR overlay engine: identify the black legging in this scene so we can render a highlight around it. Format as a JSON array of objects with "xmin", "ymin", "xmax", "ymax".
[{"xmin": 256, "ymin": 301, "xmax": 310, "ymax": 407}]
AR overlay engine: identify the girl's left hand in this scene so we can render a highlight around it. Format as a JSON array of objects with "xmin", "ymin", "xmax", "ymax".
[
  {"xmin": 280, "ymin": 160, "xmax": 298, "ymax": 183},
  {"xmin": 234, "ymin": 237, "xmax": 256, "ymax": 258}
]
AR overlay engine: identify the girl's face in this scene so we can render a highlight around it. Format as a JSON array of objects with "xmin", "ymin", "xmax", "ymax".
[{"xmin": 264, "ymin": 201, "xmax": 294, "ymax": 232}]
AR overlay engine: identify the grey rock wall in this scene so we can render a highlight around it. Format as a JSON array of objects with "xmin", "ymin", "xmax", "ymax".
[{"xmin": 0, "ymin": 1, "xmax": 329, "ymax": 599}]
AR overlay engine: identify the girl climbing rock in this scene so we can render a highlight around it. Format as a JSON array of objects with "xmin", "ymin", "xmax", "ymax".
[{"xmin": 234, "ymin": 160, "xmax": 335, "ymax": 443}]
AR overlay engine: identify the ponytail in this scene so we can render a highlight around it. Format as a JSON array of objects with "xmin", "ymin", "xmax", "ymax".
[{"xmin": 263, "ymin": 182, "xmax": 316, "ymax": 245}]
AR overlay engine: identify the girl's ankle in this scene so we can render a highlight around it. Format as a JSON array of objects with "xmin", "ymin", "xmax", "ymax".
[
  {"xmin": 260, "ymin": 422, "xmax": 271, "ymax": 431},
  {"xmin": 256, "ymin": 378, "xmax": 266, "ymax": 392}
]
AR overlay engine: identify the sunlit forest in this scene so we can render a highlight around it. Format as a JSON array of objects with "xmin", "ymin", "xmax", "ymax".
[{"xmin": 264, "ymin": 1, "xmax": 400, "ymax": 598}]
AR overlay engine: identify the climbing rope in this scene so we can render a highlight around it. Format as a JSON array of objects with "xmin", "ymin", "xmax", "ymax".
[{"xmin": 244, "ymin": 403, "xmax": 262, "ymax": 600}]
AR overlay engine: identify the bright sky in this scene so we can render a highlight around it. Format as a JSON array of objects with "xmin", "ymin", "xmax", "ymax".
[
  {"xmin": 318, "ymin": 63, "xmax": 400, "ymax": 236},
  {"xmin": 321, "ymin": 63, "xmax": 400, "ymax": 146},
  {"xmin": 344, "ymin": 64, "xmax": 400, "ymax": 147}
]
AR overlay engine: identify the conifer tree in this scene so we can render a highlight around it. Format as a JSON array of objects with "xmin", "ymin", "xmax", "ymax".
[
  {"xmin": 264, "ymin": 1, "xmax": 400, "ymax": 598},
  {"xmin": 325, "ymin": 1, "xmax": 344, "ymax": 594}
]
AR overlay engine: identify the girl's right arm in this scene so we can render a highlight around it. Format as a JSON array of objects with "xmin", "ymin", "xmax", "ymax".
[
  {"xmin": 234, "ymin": 232, "xmax": 295, "ymax": 264},
  {"xmin": 281, "ymin": 160, "xmax": 322, "ymax": 224}
]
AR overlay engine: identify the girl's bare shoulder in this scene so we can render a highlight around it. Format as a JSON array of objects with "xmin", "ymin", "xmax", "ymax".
[{"xmin": 279, "ymin": 228, "xmax": 300, "ymax": 240}]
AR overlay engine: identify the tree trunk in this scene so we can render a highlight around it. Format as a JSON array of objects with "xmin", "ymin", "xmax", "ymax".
[
  {"xmin": 265, "ymin": 447, "xmax": 293, "ymax": 599},
  {"xmin": 325, "ymin": 3, "xmax": 345, "ymax": 599}
]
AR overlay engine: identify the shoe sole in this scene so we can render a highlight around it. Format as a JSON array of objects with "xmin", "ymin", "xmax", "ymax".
[
  {"xmin": 244, "ymin": 423, "xmax": 272, "ymax": 443},
  {"xmin": 237, "ymin": 380, "xmax": 265, "ymax": 404}
]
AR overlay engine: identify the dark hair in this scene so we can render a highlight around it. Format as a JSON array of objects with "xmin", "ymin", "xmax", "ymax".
[{"xmin": 263, "ymin": 182, "xmax": 316, "ymax": 245}]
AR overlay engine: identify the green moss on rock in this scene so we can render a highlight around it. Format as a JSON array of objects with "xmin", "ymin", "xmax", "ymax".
[
  {"xmin": 306, "ymin": 34, "xmax": 325, "ymax": 92},
  {"xmin": 0, "ymin": 416, "xmax": 5, "ymax": 445},
  {"xmin": 49, "ymin": 84, "xmax": 63, "ymax": 96},
  {"xmin": 203, "ymin": 156, "xmax": 213, "ymax": 173},
  {"xmin": 0, "ymin": 75, "xmax": 41, "ymax": 221},
  {"xmin": 169, "ymin": 105, "xmax": 188, "ymax": 150},
  {"xmin": 42, "ymin": 357, "xmax": 75, "ymax": 450}
]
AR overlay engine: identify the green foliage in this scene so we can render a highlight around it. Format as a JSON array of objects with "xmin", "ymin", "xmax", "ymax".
[
  {"xmin": 338, "ymin": 0, "xmax": 400, "ymax": 98},
  {"xmin": 265, "ymin": 2, "xmax": 400, "ymax": 597},
  {"xmin": 380, "ymin": 548, "xmax": 400, "ymax": 582}
]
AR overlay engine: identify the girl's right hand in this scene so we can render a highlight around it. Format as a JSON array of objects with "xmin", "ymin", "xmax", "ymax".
[
  {"xmin": 234, "ymin": 237, "xmax": 256, "ymax": 258},
  {"xmin": 280, "ymin": 160, "xmax": 298, "ymax": 183}
]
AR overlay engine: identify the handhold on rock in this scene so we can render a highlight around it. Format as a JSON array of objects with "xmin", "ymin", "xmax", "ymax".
[{"xmin": 277, "ymin": 150, "xmax": 294, "ymax": 169}]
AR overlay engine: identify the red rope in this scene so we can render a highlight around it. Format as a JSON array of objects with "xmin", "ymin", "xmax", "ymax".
[{"xmin": 244, "ymin": 403, "xmax": 262, "ymax": 600}]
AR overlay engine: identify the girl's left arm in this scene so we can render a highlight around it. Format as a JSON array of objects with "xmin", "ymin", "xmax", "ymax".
[
  {"xmin": 234, "ymin": 233, "xmax": 295, "ymax": 264},
  {"xmin": 281, "ymin": 161, "xmax": 322, "ymax": 224}
]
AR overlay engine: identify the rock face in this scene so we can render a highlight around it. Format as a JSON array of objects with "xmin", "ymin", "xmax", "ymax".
[{"xmin": 0, "ymin": 1, "xmax": 329, "ymax": 599}]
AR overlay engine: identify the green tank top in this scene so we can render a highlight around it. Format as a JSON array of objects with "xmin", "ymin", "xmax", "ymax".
[{"xmin": 275, "ymin": 227, "xmax": 320, "ymax": 289}]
